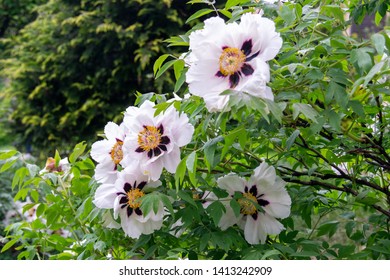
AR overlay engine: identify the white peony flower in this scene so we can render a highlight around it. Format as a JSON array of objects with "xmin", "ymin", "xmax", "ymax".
[
  {"xmin": 90, "ymin": 122, "xmax": 127, "ymax": 183},
  {"xmin": 185, "ymin": 13, "xmax": 282, "ymax": 112},
  {"xmin": 93, "ymin": 165, "xmax": 164, "ymax": 239},
  {"xmin": 122, "ymin": 100, "xmax": 194, "ymax": 181},
  {"xmin": 212, "ymin": 162, "xmax": 291, "ymax": 244}
]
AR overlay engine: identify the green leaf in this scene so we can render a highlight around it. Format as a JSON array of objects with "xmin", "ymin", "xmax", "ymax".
[
  {"xmin": 329, "ymin": 82, "xmax": 348, "ymax": 108},
  {"xmin": 0, "ymin": 150, "xmax": 18, "ymax": 160},
  {"xmin": 178, "ymin": 190, "xmax": 197, "ymax": 208},
  {"xmin": 225, "ymin": 0, "xmax": 244, "ymax": 9},
  {"xmin": 292, "ymin": 103, "xmax": 318, "ymax": 123},
  {"xmin": 229, "ymin": 198, "xmax": 241, "ymax": 218},
  {"xmin": 155, "ymin": 59, "xmax": 176, "ymax": 79},
  {"xmin": 173, "ymin": 59, "xmax": 185, "ymax": 81},
  {"xmin": 0, "ymin": 159, "xmax": 17, "ymax": 172},
  {"xmin": 186, "ymin": 8, "xmax": 214, "ymax": 24},
  {"xmin": 350, "ymin": 49, "xmax": 373, "ymax": 74},
  {"xmin": 291, "ymin": 251, "xmax": 320, "ymax": 258},
  {"xmin": 69, "ymin": 142, "xmax": 87, "ymax": 164},
  {"xmin": 1, "ymin": 238, "xmax": 19, "ymax": 253},
  {"xmin": 371, "ymin": 34, "xmax": 385, "ymax": 55},
  {"xmin": 203, "ymin": 136, "xmax": 223, "ymax": 170},
  {"xmin": 280, "ymin": 5, "xmax": 296, "ymax": 26},
  {"xmin": 54, "ymin": 150, "xmax": 61, "ymax": 167},
  {"xmin": 206, "ymin": 201, "xmax": 226, "ymax": 226},
  {"xmin": 175, "ymin": 156, "xmax": 187, "ymax": 186},
  {"xmin": 286, "ymin": 129, "xmax": 300, "ymax": 151},
  {"xmin": 317, "ymin": 220, "xmax": 339, "ymax": 237},
  {"xmin": 174, "ymin": 67, "xmax": 187, "ymax": 93},
  {"xmin": 374, "ymin": 11, "xmax": 383, "ymax": 26},
  {"xmin": 26, "ymin": 164, "xmax": 40, "ymax": 177},
  {"xmin": 140, "ymin": 193, "xmax": 162, "ymax": 216},
  {"xmin": 221, "ymin": 126, "xmax": 246, "ymax": 158},
  {"xmin": 321, "ymin": 5, "xmax": 344, "ymax": 22},
  {"xmin": 186, "ymin": 151, "xmax": 197, "ymax": 173},
  {"xmin": 12, "ymin": 167, "xmax": 29, "ymax": 190},
  {"xmin": 265, "ymin": 99, "xmax": 283, "ymax": 124},
  {"xmin": 36, "ymin": 203, "xmax": 46, "ymax": 218},
  {"xmin": 153, "ymin": 54, "xmax": 169, "ymax": 76},
  {"xmin": 261, "ymin": 249, "xmax": 282, "ymax": 260},
  {"xmin": 30, "ymin": 189, "xmax": 39, "ymax": 203},
  {"xmin": 159, "ymin": 193, "xmax": 174, "ymax": 216}
]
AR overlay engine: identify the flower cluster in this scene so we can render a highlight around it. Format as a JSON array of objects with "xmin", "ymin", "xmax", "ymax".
[
  {"xmin": 186, "ymin": 13, "xmax": 282, "ymax": 112},
  {"xmin": 91, "ymin": 100, "xmax": 194, "ymax": 238},
  {"xmin": 91, "ymin": 12, "xmax": 290, "ymax": 245}
]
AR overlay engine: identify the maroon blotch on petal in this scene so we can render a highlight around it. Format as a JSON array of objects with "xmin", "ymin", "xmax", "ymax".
[{"xmin": 241, "ymin": 63, "xmax": 254, "ymax": 76}]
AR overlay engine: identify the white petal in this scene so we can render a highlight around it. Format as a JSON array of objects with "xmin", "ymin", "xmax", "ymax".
[
  {"xmin": 189, "ymin": 17, "xmax": 228, "ymax": 52},
  {"xmin": 239, "ymin": 13, "xmax": 282, "ymax": 62},
  {"xmin": 244, "ymin": 215, "xmax": 267, "ymax": 244},
  {"xmin": 94, "ymin": 160, "xmax": 118, "ymax": 184},
  {"xmin": 113, "ymin": 196, "xmax": 121, "ymax": 219},
  {"xmin": 163, "ymin": 109, "xmax": 194, "ymax": 147},
  {"xmin": 250, "ymin": 161, "xmax": 277, "ymax": 186},
  {"xmin": 218, "ymin": 203, "xmax": 242, "ymax": 230},
  {"xmin": 90, "ymin": 140, "xmax": 113, "ymax": 163},
  {"xmin": 143, "ymin": 159, "xmax": 164, "ymax": 181},
  {"xmin": 161, "ymin": 146, "xmax": 181, "ymax": 173},
  {"xmin": 260, "ymin": 213, "xmax": 285, "ymax": 235},
  {"xmin": 104, "ymin": 121, "xmax": 123, "ymax": 141},
  {"xmin": 217, "ymin": 173, "xmax": 247, "ymax": 195},
  {"xmin": 93, "ymin": 183, "xmax": 117, "ymax": 209},
  {"xmin": 119, "ymin": 211, "xmax": 144, "ymax": 239}
]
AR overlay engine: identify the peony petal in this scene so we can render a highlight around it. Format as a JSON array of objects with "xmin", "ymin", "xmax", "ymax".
[
  {"xmin": 90, "ymin": 139, "xmax": 114, "ymax": 163},
  {"xmin": 217, "ymin": 173, "xmax": 247, "ymax": 195},
  {"xmin": 239, "ymin": 13, "xmax": 282, "ymax": 62},
  {"xmin": 244, "ymin": 215, "xmax": 267, "ymax": 244},
  {"xmin": 143, "ymin": 159, "xmax": 164, "ymax": 181},
  {"xmin": 119, "ymin": 211, "xmax": 144, "ymax": 238},
  {"xmin": 161, "ymin": 146, "xmax": 181, "ymax": 173},
  {"xmin": 94, "ymin": 160, "xmax": 118, "ymax": 184},
  {"xmin": 103, "ymin": 122, "xmax": 122, "ymax": 141},
  {"xmin": 93, "ymin": 183, "xmax": 117, "ymax": 209},
  {"xmin": 218, "ymin": 203, "xmax": 242, "ymax": 230},
  {"xmin": 261, "ymin": 213, "xmax": 285, "ymax": 235}
]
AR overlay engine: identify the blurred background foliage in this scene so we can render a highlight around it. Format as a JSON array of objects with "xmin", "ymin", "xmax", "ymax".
[
  {"xmin": 0, "ymin": 0, "xmax": 389, "ymax": 260},
  {"xmin": 0, "ymin": 0, "xmax": 198, "ymax": 155}
]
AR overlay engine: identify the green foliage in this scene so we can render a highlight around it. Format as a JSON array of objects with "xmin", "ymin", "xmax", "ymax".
[
  {"xmin": 0, "ymin": 0, "xmax": 45, "ymax": 38},
  {"xmin": 0, "ymin": 0, "xmax": 196, "ymax": 154},
  {"xmin": 1, "ymin": 0, "xmax": 390, "ymax": 260}
]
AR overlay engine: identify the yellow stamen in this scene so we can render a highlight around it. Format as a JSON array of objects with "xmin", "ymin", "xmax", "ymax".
[
  {"xmin": 127, "ymin": 188, "xmax": 145, "ymax": 209},
  {"xmin": 219, "ymin": 47, "xmax": 246, "ymax": 76},
  {"xmin": 138, "ymin": 126, "xmax": 162, "ymax": 152},
  {"xmin": 238, "ymin": 192, "xmax": 257, "ymax": 215},
  {"xmin": 110, "ymin": 140, "xmax": 123, "ymax": 165}
]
